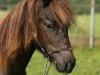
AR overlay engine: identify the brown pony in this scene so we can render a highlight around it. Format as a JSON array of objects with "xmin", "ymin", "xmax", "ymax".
[{"xmin": 0, "ymin": 0, "xmax": 76, "ymax": 75}]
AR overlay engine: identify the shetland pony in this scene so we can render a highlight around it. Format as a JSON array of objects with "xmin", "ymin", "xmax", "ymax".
[{"xmin": 0, "ymin": 0, "xmax": 76, "ymax": 75}]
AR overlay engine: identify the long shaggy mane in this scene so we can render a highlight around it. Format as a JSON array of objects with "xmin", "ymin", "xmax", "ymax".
[{"xmin": 0, "ymin": 0, "xmax": 74, "ymax": 56}]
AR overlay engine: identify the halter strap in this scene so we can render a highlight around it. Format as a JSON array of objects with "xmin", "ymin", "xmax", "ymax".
[
  {"xmin": 34, "ymin": 33, "xmax": 73, "ymax": 75},
  {"xmin": 48, "ymin": 48, "xmax": 73, "ymax": 56},
  {"xmin": 34, "ymin": 33, "xmax": 73, "ymax": 57}
]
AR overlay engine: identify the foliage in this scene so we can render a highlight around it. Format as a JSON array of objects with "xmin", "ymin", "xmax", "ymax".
[
  {"xmin": 71, "ymin": 0, "xmax": 100, "ymax": 5},
  {"xmin": 0, "ymin": 0, "xmax": 100, "ymax": 4},
  {"xmin": 0, "ymin": 0, "xmax": 19, "ymax": 4},
  {"xmin": 0, "ymin": 0, "xmax": 100, "ymax": 13},
  {"xmin": 71, "ymin": 0, "xmax": 100, "ymax": 14}
]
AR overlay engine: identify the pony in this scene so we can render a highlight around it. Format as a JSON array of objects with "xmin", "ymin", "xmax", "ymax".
[{"xmin": 0, "ymin": 0, "xmax": 76, "ymax": 75}]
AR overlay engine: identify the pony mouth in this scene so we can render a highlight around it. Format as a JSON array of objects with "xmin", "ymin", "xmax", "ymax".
[
  {"xmin": 54, "ymin": 62, "xmax": 75, "ymax": 73},
  {"xmin": 56, "ymin": 64, "xmax": 65, "ymax": 72},
  {"xmin": 55, "ymin": 64, "xmax": 72, "ymax": 73}
]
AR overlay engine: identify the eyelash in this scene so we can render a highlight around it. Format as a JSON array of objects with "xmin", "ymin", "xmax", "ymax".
[{"xmin": 46, "ymin": 24, "xmax": 54, "ymax": 29}]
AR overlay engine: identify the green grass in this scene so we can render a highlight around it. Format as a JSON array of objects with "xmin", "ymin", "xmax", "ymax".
[
  {"xmin": 0, "ymin": 10, "xmax": 9, "ymax": 20},
  {"xmin": 68, "ymin": 13, "xmax": 100, "ymax": 47},
  {"xmin": 27, "ymin": 48, "xmax": 100, "ymax": 75},
  {"xmin": 0, "ymin": 10, "xmax": 100, "ymax": 75},
  {"xmin": 69, "ymin": 13, "xmax": 100, "ymax": 37}
]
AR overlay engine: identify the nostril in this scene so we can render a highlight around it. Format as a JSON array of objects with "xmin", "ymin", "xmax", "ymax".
[{"xmin": 64, "ymin": 62, "xmax": 71, "ymax": 73}]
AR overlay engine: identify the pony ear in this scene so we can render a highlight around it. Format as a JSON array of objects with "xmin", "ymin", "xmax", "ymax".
[{"xmin": 43, "ymin": 0, "xmax": 52, "ymax": 7}]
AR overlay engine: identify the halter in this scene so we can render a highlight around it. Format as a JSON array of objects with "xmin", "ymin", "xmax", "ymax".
[
  {"xmin": 34, "ymin": 33, "xmax": 73, "ymax": 75},
  {"xmin": 43, "ymin": 48, "xmax": 73, "ymax": 75},
  {"xmin": 48, "ymin": 48, "xmax": 73, "ymax": 55}
]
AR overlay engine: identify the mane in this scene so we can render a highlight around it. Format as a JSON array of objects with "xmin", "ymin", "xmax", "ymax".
[
  {"xmin": 50, "ymin": 0, "xmax": 74, "ymax": 26},
  {"xmin": 0, "ymin": 0, "xmax": 74, "ymax": 56}
]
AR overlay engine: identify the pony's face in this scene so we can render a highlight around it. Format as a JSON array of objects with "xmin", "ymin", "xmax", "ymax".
[{"xmin": 37, "ymin": 7, "xmax": 76, "ymax": 73}]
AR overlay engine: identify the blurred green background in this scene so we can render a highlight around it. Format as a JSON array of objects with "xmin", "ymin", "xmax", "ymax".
[{"xmin": 0, "ymin": 0, "xmax": 100, "ymax": 75}]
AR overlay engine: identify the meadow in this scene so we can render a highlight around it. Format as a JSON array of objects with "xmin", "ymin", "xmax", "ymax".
[{"xmin": 0, "ymin": 10, "xmax": 100, "ymax": 75}]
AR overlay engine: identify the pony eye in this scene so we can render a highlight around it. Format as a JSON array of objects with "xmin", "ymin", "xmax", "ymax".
[
  {"xmin": 45, "ymin": 19, "xmax": 54, "ymax": 29},
  {"xmin": 46, "ymin": 24, "xmax": 54, "ymax": 29}
]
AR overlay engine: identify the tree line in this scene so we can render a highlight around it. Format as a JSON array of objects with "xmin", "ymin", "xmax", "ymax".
[
  {"xmin": 0, "ymin": 0, "xmax": 100, "ymax": 4},
  {"xmin": 0, "ymin": 0, "xmax": 18, "ymax": 4},
  {"xmin": 0, "ymin": 0, "xmax": 100, "ymax": 14}
]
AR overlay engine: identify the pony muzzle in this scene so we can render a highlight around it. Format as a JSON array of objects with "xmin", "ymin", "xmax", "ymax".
[
  {"xmin": 64, "ymin": 60, "xmax": 76, "ymax": 73},
  {"xmin": 54, "ymin": 57, "xmax": 76, "ymax": 73}
]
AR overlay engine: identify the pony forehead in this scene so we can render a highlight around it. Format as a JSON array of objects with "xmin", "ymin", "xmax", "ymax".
[
  {"xmin": 49, "ymin": 0, "xmax": 75, "ymax": 26},
  {"xmin": 34, "ymin": 0, "xmax": 75, "ymax": 27}
]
